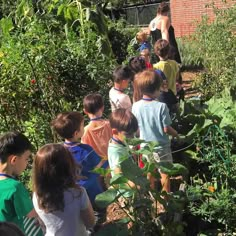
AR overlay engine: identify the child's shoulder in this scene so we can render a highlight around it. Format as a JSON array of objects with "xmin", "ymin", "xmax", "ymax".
[
  {"xmin": 167, "ymin": 59, "xmax": 179, "ymax": 67},
  {"xmin": 0, "ymin": 178, "xmax": 29, "ymax": 198},
  {"xmin": 0, "ymin": 178, "xmax": 23, "ymax": 189},
  {"xmin": 73, "ymin": 143, "xmax": 94, "ymax": 152}
]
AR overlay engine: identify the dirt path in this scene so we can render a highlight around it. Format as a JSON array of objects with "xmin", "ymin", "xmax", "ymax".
[{"xmin": 181, "ymin": 70, "xmax": 201, "ymax": 98}]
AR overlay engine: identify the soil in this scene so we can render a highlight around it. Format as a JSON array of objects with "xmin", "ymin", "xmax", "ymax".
[{"xmin": 181, "ymin": 70, "xmax": 202, "ymax": 98}]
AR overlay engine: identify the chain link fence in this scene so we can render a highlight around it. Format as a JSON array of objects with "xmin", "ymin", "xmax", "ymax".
[{"xmin": 123, "ymin": 2, "xmax": 170, "ymax": 27}]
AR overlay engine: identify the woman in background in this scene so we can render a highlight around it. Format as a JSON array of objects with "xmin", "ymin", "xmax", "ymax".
[{"xmin": 148, "ymin": 2, "xmax": 181, "ymax": 64}]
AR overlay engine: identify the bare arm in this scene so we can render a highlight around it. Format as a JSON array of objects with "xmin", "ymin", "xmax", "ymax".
[
  {"xmin": 27, "ymin": 208, "xmax": 38, "ymax": 218},
  {"xmin": 96, "ymin": 159, "xmax": 107, "ymax": 169},
  {"xmin": 81, "ymin": 199, "xmax": 95, "ymax": 229},
  {"xmin": 161, "ymin": 17, "xmax": 170, "ymax": 42},
  {"xmin": 164, "ymin": 126, "xmax": 178, "ymax": 138}
]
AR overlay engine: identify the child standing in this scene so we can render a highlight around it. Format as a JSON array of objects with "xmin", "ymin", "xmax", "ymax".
[
  {"xmin": 108, "ymin": 109, "xmax": 138, "ymax": 181},
  {"xmin": 82, "ymin": 93, "xmax": 112, "ymax": 162},
  {"xmin": 109, "ymin": 65, "xmax": 133, "ymax": 112},
  {"xmin": 140, "ymin": 49, "xmax": 153, "ymax": 69},
  {"xmin": 156, "ymin": 69, "xmax": 179, "ymax": 115},
  {"xmin": 132, "ymin": 70, "xmax": 178, "ymax": 193},
  {"xmin": 136, "ymin": 31, "xmax": 151, "ymax": 52},
  {"xmin": 32, "ymin": 143, "xmax": 95, "ymax": 236},
  {"xmin": 0, "ymin": 131, "xmax": 42, "ymax": 235},
  {"xmin": 51, "ymin": 112, "xmax": 106, "ymax": 205},
  {"xmin": 153, "ymin": 39, "xmax": 179, "ymax": 95}
]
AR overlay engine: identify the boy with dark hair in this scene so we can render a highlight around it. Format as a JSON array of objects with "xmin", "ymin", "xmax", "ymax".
[
  {"xmin": 109, "ymin": 65, "xmax": 134, "ymax": 112},
  {"xmin": 51, "ymin": 112, "xmax": 106, "ymax": 205},
  {"xmin": 129, "ymin": 56, "xmax": 146, "ymax": 74},
  {"xmin": 132, "ymin": 70, "xmax": 178, "ymax": 193},
  {"xmin": 0, "ymin": 131, "xmax": 42, "ymax": 235},
  {"xmin": 82, "ymin": 93, "xmax": 112, "ymax": 162},
  {"xmin": 153, "ymin": 39, "xmax": 179, "ymax": 95}
]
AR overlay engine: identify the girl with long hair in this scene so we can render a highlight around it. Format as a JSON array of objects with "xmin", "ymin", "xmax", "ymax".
[{"xmin": 32, "ymin": 144, "xmax": 95, "ymax": 236}]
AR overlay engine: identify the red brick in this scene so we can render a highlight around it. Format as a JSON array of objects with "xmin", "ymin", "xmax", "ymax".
[{"xmin": 170, "ymin": 0, "xmax": 234, "ymax": 37}]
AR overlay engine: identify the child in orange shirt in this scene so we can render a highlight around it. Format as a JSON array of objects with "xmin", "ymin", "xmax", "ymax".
[{"xmin": 82, "ymin": 93, "xmax": 112, "ymax": 166}]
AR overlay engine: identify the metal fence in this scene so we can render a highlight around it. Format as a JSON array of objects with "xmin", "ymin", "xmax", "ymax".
[{"xmin": 123, "ymin": 2, "xmax": 170, "ymax": 27}]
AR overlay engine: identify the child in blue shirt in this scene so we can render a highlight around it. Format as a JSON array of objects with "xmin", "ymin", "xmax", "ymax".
[
  {"xmin": 136, "ymin": 31, "xmax": 152, "ymax": 52},
  {"xmin": 51, "ymin": 112, "xmax": 107, "ymax": 205},
  {"xmin": 132, "ymin": 70, "xmax": 178, "ymax": 193}
]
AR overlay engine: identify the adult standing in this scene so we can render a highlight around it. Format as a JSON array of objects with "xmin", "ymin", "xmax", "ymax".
[{"xmin": 148, "ymin": 2, "xmax": 181, "ymax": 64}]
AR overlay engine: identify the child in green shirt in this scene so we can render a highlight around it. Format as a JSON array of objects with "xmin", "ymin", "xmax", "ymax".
[{"xmin": 0, "ymin": 131, "xmax": 42, "ymax": 235}]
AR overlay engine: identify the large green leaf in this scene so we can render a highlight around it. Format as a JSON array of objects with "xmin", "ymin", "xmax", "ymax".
[
  {"xmin": 0, "ymin": 18, "xmax": 14, "ymax": 36},
  {"xmin": 159, "ymin": 163, "xmax": 188, "ymax": 176},
  {"xmin": 91, "ymin": 167, "xmax": 111, "ymax": 176},
  {"xmin": 110, "ymin": 174, "xmax": 128, "ymax": 185},
  {"xmin": 95, "ymin": 188, "xmax": 119, "ymax": 208},
  {"xmin": 121, "ymin": 158, "xmax": 149, "ymax": 188}
]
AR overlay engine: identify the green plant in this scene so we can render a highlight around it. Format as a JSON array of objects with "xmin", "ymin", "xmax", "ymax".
[
  {"xmin": 94, "ymin": 139, "xmax": 188, "ymax": 235},
  {"xmin": 0, "ymin": 0, "xmax": 117, "ymax": 149},
  {"xmin": 186, "ymin": 124, "xmax": 236, "ymax": 233},
  {"xmin": 192, "ymin": 4, "xmax": 236, "ymax": 98},
  {"xmin": 171, "ymin": 91, "xmax": 236, "ymax": 233},
  {"xmin": 177, "ymin": 37, "xmax": 204, "ymax": 69}
]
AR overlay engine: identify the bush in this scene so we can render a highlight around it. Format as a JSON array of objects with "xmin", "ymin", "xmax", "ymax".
[
  {"xmin": 192, "ymin": 4, "xmax": 236, "ymax": 98},
  {"xmin": 0, "ymin": 1, "xmax": 116, "ymax": 149},
  {"xmin": 177, "ymin": 37, "xmax": 204, "ymax": 69}
]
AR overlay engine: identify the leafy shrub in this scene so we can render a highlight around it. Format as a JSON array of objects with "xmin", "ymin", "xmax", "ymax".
[
  {"xmin": 192, "ymin": 4, "xmax": 236, "ymax": 98},
  {"xmin": 108, "ymin": 19, "xmax": 138, "ymax": 64},
  {"xmin": 95, "ymin": 139, "xmax": 188, "ymax": 235},
  {"xmin": 0, "ymin": 1, "xmax": 116, "ymax": 149},
  {"xmin": 177, "ymin": 37, "xmax": 204, "ymax": 69}
]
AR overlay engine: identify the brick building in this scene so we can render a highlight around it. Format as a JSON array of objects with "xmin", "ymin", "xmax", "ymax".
[{"xmin": 170, "ymin": 0, "xmax": 235, "ymax": 37}]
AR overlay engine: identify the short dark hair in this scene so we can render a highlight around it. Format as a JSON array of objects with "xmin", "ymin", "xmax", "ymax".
[
  {"xmin": 129, "ymin": 57, "xmax": 146, "ymax": 74},
  {"xmin": 83, "ymin": 93, "xmax": 104, "ymax": 114},
  {"xmin": 135, "ymin": 70, "xmax": 162, "ymax": 96},
  {"xmin": 51, "ymin": 112, "xmax": 84, "ymax": 139},
  {"xmin": 0, "ymin": 131, "xmax": 32, "ymax": 164},
  {"xmin": 157, "ymin": 2, "xmax": 170, "ymax": 14},
  {"xmin": 113, "ymin": 65, "xmax": 134, "ymax": 83},
  {"xmin": 109, "ymin": 109, "xmax": 138, "ymax": 135},
  {"xmin": 154, "ymin": 39, "xmax": 170, "ymax": 58}
]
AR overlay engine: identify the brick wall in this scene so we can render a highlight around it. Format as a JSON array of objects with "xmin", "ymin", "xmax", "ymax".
[{"xmin": 170, "ymin": 0, "xmax": 235, "ymax": 37}]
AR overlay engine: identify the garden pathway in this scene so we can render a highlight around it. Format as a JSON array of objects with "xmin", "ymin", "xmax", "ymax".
[{"xmin": 181, "ymin": 70, "xmax": 201, "ymax": 98}]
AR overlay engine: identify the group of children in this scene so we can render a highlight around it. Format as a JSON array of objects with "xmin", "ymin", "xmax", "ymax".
[{"xmin": 0, "ymin": 37, "xmax": 183, "ymax": 235}]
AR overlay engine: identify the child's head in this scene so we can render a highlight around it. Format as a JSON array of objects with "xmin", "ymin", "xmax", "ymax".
[
  {"xmin": 33, "ymin": 143, "xmax": 77, "ymax": 212},
  {"xmin": 154, "ymin": 39, "xmax": 170, "ymax": 59},
  {"xmin": 140, "ymin": 48, "xmax": 150, "ymax": 62},
  {"xmin": 113, "ymin": 65, "xmax": 134, "ymax": 88},
  {"xmin": 83, "ymin": 93, "xmax": 104, "ymax": 115},
  {"xmin": 0, "ymin": 131, "xmax": 32, "ymax": 176},
  {"xmin": 51, "ymin": 112, "xmax": 84, "ymax": 140},
  {"xmin": 136, "ymin": 31, "xmax": 148, "ymax": 43},
  {"xmin": 129, "ymin": 56, "xmax": 146, "ymax": 74},
  {"xmin": 135, "ymin": 70, "xmax": 162, "ymax": 98},
  {"xmin": 109, "ymin": 108, "xmax": 138, "ymax": 138}
]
